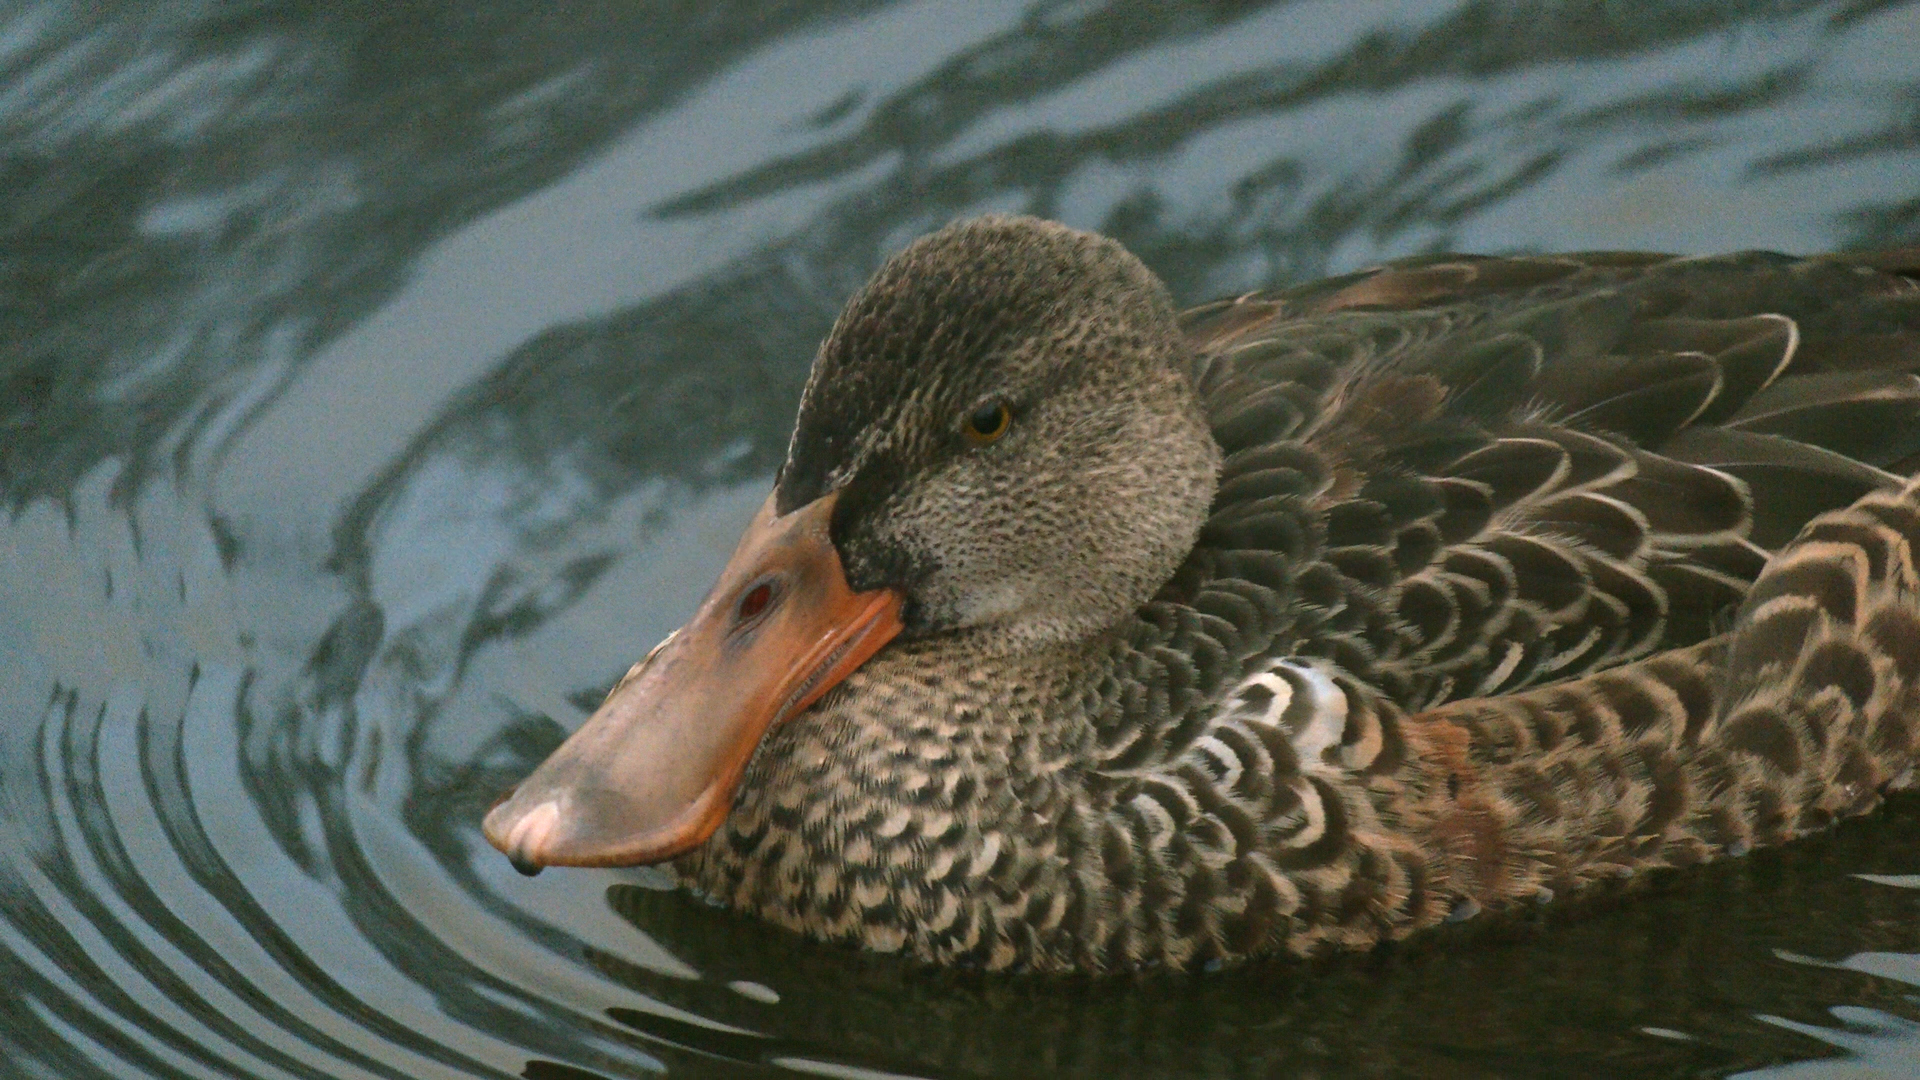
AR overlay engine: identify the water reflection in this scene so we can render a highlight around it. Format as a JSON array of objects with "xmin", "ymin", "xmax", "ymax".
[{"xmin": 3, "ymin": 0, "xmax": 1918, "ymax": 1076}]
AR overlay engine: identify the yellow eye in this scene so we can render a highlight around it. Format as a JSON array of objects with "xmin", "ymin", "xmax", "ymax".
[{"xmin": 963, "ymin": 402, "xmax": 1011, "ymax": 445}]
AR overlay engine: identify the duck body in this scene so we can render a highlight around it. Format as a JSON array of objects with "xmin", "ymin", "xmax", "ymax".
[{"xmin": 492, "ymin": 217, "xmax": 1920, "ymax": 973}]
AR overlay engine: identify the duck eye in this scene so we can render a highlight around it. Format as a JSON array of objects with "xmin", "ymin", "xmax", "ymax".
[
  {"xmin": 963, "ymin": 402, "xmax": 1011, "ymax": 445},
  {"xmin": 736, "ymin": 582, "xmax": 774, "ymax": 624}
]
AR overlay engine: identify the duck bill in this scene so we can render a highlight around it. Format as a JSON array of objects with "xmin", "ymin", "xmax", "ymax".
[{"xmin": 482, "ymin": 490, "xmax": 903, "ymax": 870}]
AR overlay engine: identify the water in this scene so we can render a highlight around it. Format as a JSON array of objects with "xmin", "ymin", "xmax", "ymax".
[{"xmin": 4, "ymin": 2, "xmax": 1919, "ymax": 1076}]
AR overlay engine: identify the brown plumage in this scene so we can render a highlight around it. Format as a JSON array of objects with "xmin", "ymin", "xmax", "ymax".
[{"xmin": 501, "ymin": 216, "xmax": 1920, "ymax": 972}]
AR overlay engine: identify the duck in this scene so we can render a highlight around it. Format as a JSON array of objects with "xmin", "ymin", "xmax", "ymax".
[{"xmin": 485, "ymin": 215, "xmax": 1920, "ymax": 973}]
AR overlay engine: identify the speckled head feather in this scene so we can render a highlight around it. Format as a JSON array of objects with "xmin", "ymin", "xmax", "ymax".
[{"xmin": 777, "ymin": 215, "xmax": 1221, "ymax": 649}]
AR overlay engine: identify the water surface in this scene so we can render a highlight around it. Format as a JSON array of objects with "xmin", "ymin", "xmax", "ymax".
[{"xmin": 5, "ymin": 2, "xmax": 1920, "ymax": 1076}]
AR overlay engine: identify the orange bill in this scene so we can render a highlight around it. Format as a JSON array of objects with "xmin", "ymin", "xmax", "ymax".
[{"xmin": 483, "ymin": 490, "xmax": 903, "ymax": 871}]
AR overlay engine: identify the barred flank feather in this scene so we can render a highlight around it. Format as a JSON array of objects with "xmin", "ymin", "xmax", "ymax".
[{"xmin": 1408, "ymin": 477, "xmax": 1920, "ymax": 908}]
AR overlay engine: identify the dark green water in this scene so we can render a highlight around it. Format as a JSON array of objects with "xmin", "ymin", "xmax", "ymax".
[{"xmin": 4, "ymin": 2, "xmax": 1919, "ymax": 1077}]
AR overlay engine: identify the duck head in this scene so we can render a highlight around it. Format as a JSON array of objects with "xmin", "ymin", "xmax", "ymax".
[{"xmin": 483, "ymin": 215, "xmax": 1220, "ymax": 871}]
